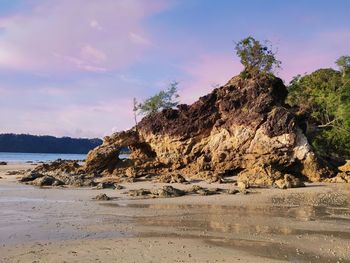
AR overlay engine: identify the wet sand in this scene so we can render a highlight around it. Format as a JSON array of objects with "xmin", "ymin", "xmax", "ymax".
[{"xmin": 0, "ymin": 164, "xmax": 350, "ymax": 262}]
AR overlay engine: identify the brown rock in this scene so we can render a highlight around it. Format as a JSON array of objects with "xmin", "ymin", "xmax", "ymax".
[
  {"xmin": 156, "ymin": 173, "xmax": 187, "ymax": 183},
  {"xmin": 32, "ymin": 176, "xmax": 63, "ymax": 186},
  {"xmin": 96, "ymin": 182, "xmax": 123, "ymax": 190},
  {"xmin": 128, "ymin": 189, "xmax": 152, "ymax": 197},
  {"xmin": 93, "ymin": 193, "xmax": 111, "ymax": 201},
  {"xmin": 150, "ymin": 186, "xmax": 186, "ymax": 197},
  {"xmin": 274, "ymin": 174, "xmax": 305, "ymax": 189},
  {"xmin": 324, "ymin": 160, "xmax": 350, "ymax": 183},
  {"xmin": 128, "ymin": 186, "xmax": 185, "ymax": 198}
]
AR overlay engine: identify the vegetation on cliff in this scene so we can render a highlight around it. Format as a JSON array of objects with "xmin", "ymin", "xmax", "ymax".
[
  {"xmin": 287, "ymin": 57, "xmax": 350, "ymax": 159},
  {"xmin": 0, "ymin": 134, "xmax": 102, "ymax": 154},
  {"xmin": 135, "ymin": 81, "xmax": 180, "ymax": 116}
]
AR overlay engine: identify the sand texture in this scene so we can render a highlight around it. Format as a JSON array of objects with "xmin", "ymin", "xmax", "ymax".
[{"xmin": 1, "ymin": 164, "xmax": 350, "ymax": 262}]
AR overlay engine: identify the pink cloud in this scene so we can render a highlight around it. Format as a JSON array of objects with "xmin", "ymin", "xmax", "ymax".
[
  {"xmin": 179, "ymin": 53, "xmax": 243, "ymax": 104},
  {"xmin": 0, "ymin": 0, "xmax": 169, "ymax": 73}
]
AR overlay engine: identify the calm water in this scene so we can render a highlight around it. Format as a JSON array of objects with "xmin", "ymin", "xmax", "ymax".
[{"xmin": 0, "ymin": 152, "xmax": 86, "ymax": 163}]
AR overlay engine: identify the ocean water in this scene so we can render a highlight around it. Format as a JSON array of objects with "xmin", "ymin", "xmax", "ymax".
[{"xmin": 0, "ymin": 152, "xmax": 86, "ymax": 163}]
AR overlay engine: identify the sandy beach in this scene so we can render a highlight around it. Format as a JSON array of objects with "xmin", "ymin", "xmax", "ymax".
[{"xmin": 0, "ymin": 164, "xmax": 350, "ymax": 262}]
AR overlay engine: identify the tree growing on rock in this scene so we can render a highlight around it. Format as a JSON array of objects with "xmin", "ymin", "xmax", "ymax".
[
  {"xmin": 136, "ymin": 81, "xmax": 180, "ymax": 116},
  {"xmin": 235, "ymin": 36, "xmax": 281, "ymax": 78}
]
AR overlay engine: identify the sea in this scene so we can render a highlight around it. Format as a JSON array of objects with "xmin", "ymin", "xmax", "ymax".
[{"xmin": 0, "ymin": 152, "xmax": 87, "ymax": 163}]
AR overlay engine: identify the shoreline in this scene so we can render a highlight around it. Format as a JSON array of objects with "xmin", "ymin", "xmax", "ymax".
[{"xmin": 1, "ymin": 164, "xmax": 350, "ymax": 262}]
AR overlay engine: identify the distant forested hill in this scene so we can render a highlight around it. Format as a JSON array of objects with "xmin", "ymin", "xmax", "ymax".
[{"xmin": 0, "ymin": 134, "xmax": 102, "ymax": 154}]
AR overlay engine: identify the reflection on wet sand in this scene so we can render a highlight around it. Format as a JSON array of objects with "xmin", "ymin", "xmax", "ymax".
[{"xmin": 103, "ymin": 189, "xmax": 350, "ymax": 262}]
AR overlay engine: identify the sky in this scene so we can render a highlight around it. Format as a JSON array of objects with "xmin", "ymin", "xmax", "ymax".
[{"xmin": 0, "ymin": 0, "xmax": 349, "ymax": 138}]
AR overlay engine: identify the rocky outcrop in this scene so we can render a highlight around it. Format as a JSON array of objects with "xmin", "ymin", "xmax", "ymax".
[
  {"xmin": 84, "ymin": 75, "xmax": 334, "ymax": 188},
  {"xmin": 127, "ymin": 185, "xmax": 241, "ymax": 198},
  {"xmin": 325, "ymin": 160, "xmax": 350, "ymax": 183},
  {"xmin": 20, "ymin": 160, "xmax": 97, "ymax": 187}
]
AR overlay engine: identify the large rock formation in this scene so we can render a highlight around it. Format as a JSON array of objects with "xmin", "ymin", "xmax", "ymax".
[{"xmin": 85, "ymin": 75, "xmax": 333, "ymax": 187}]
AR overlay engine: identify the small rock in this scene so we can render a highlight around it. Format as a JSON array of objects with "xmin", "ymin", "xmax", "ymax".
[
  {"xmin": 151, "ymin": 186, "xmax": 186, "ymax": 197},
  {"xmin": 52, "ymin": 180, "xmax": 64, "ymax": 186},
  {"xmin": 115, "ymin": 184, "xmax": 124, "ymax": 190},
  {"xmin": 224, "ymin": 189, "xmax": 239, "ymax": 195},
  {"xmin": 128, "ymin": 189, "xmax": 152, "ymax": 197},
  {"xmin": 93, "ymin": 193, "xmax": 111, "ymax": 201},
  {"xmin": 96, "ymin": 182, "xmax": 116, "ymax": 189},
  {"xmin": 186, "ymin": 185, "xmax": 204, "ymax": 194},
  {"xmin": 0, "ymin": 161, "xmax": 7, "ymax": 165},
  {"xmin": 273, "ymin": 174, "xmax": 305, "ymax": 189},
  {"xmin": 123, "ymin": 177, "xmax": 136, "ymax": 183},
  {"xmin": 32, "ymin": 176, "xmax": 56, "ymax": 186},
  {"xmin": 128, "ymin": 186, "xmax": 186, "ymax": 198},
  {"xmin": 204, "ymin": 175, "xmax": 223, "ymax": 184},
  {"xmin": 196, "ymin": 189, "xmax": 212, "ymax": 196},
  {"xmin": 156, "ymin": 173, "xmax": 187, "ymax": 184}
]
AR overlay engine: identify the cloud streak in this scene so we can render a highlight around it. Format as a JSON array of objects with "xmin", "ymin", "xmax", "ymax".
[{"xmin": 0, "ymin": 0, "xmax": 167, "ymax": 73}]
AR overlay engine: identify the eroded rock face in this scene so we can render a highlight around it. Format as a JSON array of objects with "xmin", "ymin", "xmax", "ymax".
[{"xmin": 83, "ymin": 75, "xmax": 333, "ymax": 187}]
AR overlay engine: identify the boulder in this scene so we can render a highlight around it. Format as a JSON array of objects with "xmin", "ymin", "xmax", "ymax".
[
  {"xmin": 0, "ymin": 161, "xmax": 7, "ymax": 165},
  {"xmin": 32, "ymin": 176, "xmax": 63, "ymax": 186},
  {"xmin": 273, "ymin": 174, "xmax": 305, "ymax": 189},
  {"xmin": 96, "ymin": 182, "xmax": 124, "ymax": 190}
]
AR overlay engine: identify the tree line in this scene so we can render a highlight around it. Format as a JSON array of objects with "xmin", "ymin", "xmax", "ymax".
[{"xmin": 0, "ymin": 134, "xmax": 102, "ymax": 154}]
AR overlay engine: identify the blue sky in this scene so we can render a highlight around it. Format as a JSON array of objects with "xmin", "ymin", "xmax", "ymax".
[{"xmin": 0, "ymin": 0, "xmax": 349, "ymax": 137}]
